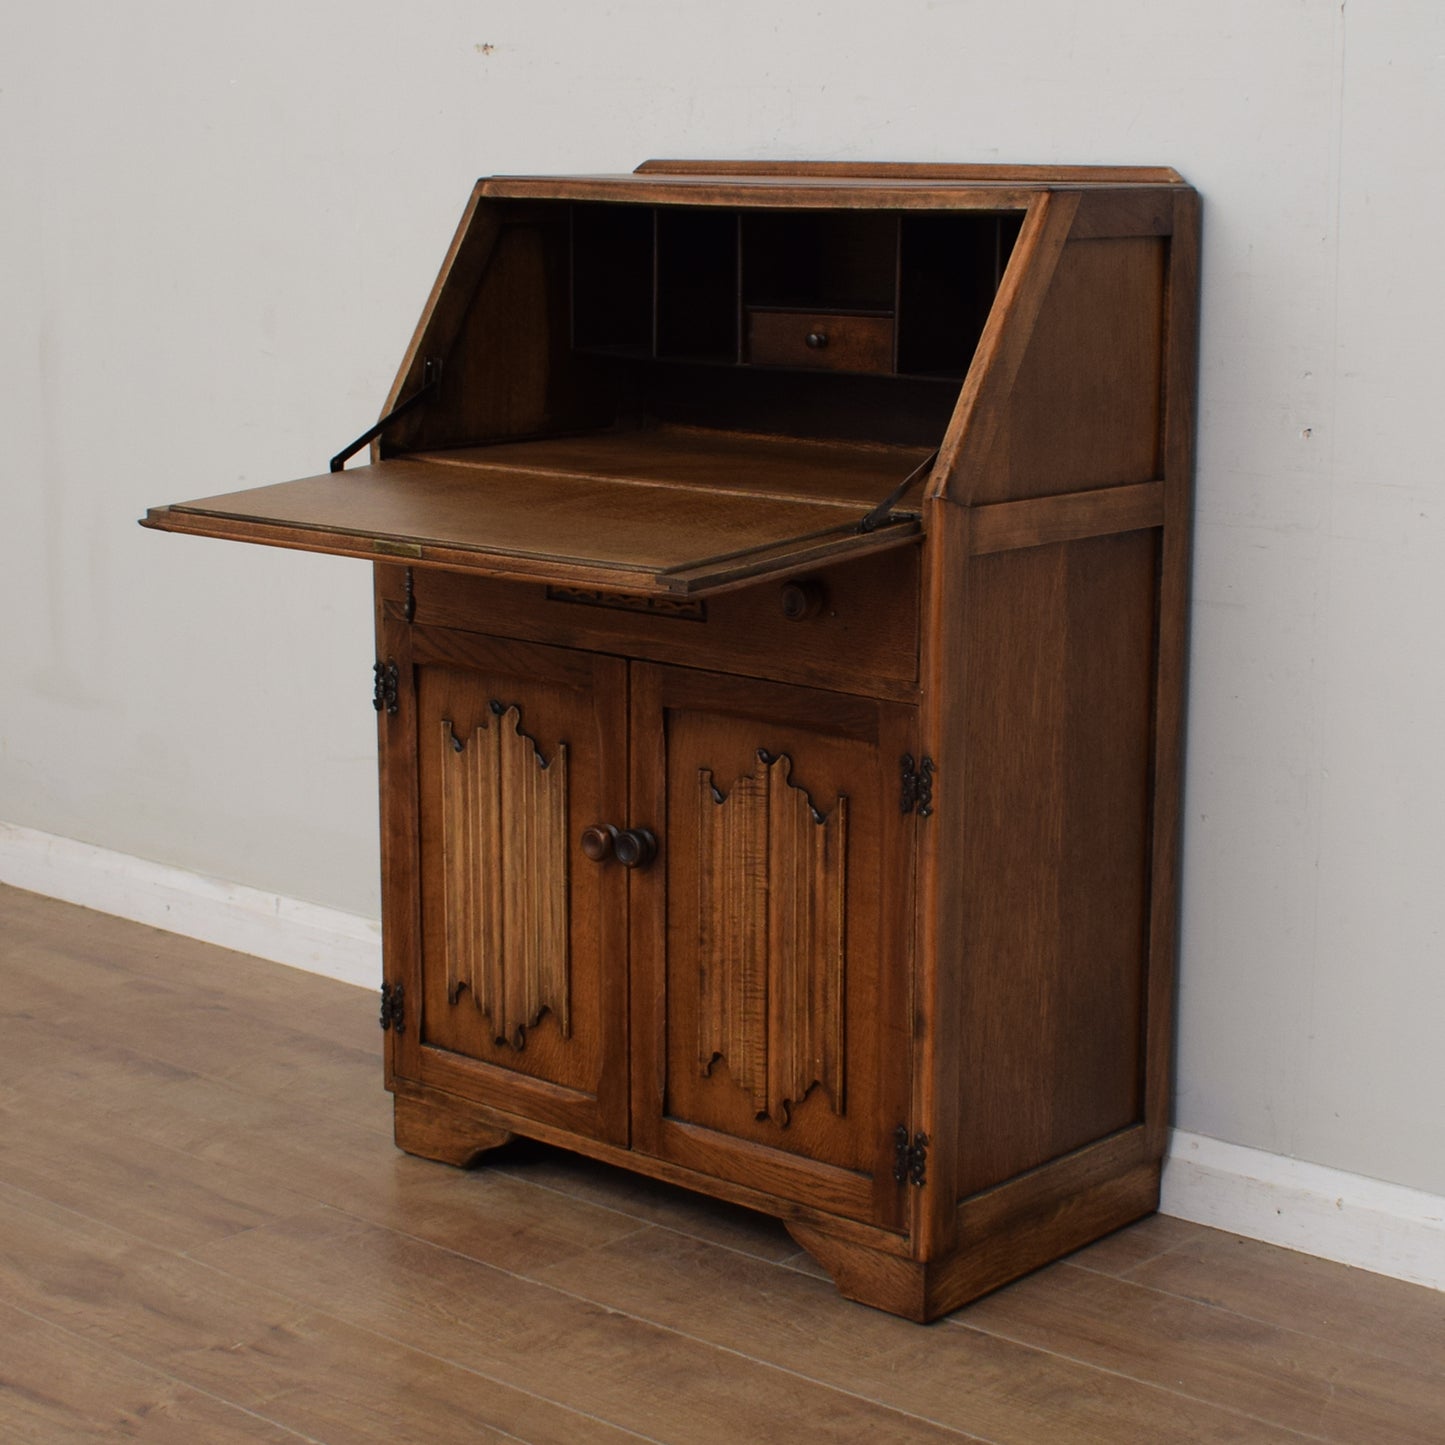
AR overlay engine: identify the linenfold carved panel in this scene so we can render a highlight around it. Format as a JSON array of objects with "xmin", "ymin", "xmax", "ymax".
[
  {"xmin": 697, "ymin": 750, "xmax": 847, "ymax": 1126},
  {"xmin": 438, "ymin": 702, "xmax": 570, "ymax": 1048}
]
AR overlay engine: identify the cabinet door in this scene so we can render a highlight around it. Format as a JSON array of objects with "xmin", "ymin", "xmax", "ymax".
[
  {"xmin": 629, "ymin": 665, "xmax": 916, "ymax": 1231},
  {"xmin": 387, "ymin": 625, "xmax": 629, "ymax": 1145}
]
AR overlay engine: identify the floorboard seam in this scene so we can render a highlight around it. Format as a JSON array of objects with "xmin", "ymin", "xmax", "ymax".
[
  {"xmin": 6, "ymin": 1011, "xmax": 393, "ymax": 1146},
  {"xmin": 176, "ymin": 1245, "xmax": 669, "ymax": 1445},
  {"xmin": 0, "ymin": 1297, "xmax": 329, "ymax": 1444},
  {"xmin": 0, "ymin": 1185, "xmax": 649, "ymax": 1444},
  {"xmin": 250, "ymin": 1207, "xmax": 994, "ymax": 1443},
  {"xmin": 1055, "ymin": 1258, "xmax": 1438, "ymax": 1359},
  {"xmin": 1044, "ymin": 1258, "xmax": 1445, "ymax": 1385},
  {"xmin": 942, "ymin": 1316, "xmax": 1336, "ymax": 1444}
]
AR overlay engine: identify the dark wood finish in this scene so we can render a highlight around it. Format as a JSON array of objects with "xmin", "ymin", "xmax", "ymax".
[
  {"xmin": 984, "ymin": 236, "xmax": 1166, "ymax": 503},
  {"xmin": 932, "ymin": 189, "xmax": 1080, "ymax": 504},
  {"xmin": 788, "ymin": 1161, "xmax": 1159, "ymax": 1322},
  {"xmin": 414, "ymin": 426, "xmax": 932, "ymax": 505},
  {"xmin": 143, "ymin": 429, "xmax": 931, "ymax": 597},
  {"xmin": 485, "ymin": 175, "xmax": 1048, "ymax": 210},
  {"xmin": 967, "ymin": 479, "xmax": 1164, "ymax": 554},
  {"xmin": 392, "ymin": 1090, "xmax": 515, "ymax": 1167},
  {"xmin": 141, "ymin": 161, "xmax": 1198, "ymax": 1321},
  {"xmin": 402, "ymin": 546, "xmax": 922, "ymax": 702},
  {"xmin": 386, "ymin": 1080, "xmax": 913, "ymax": 1256},
  {"xmin": 1145, "ymin": 188, "xmax": 1202, "ymax": 1158},
  {"xmin": 1070, "ymin": 187, "xmax": 1178, "ymax": 239},
  {"xmin": 912, "ymin": 494, "xmax": 972, "ymax": 1260},
  {"xmin": 628, "ymin": 665, "xmax": 916, "ymax": 1231},
  {"xmin": 635, "ymin": 158, "xmax": 1188, "ymax": 184},
  {"xmin": 955, "ymin": 531, "xmax": 1157, "ymax": 1197},
  {"xmin": 746, "ymin": 307, "xmax": 895, "ymax": 373},
  {"xmin": 403, "ymin": 629, "xmax": 630, "ymax": 1146},
  {"xmin": 376, "ymin": 602, "xmax": 420, "ymax": 1098},
  {"xmin": 376, "ymin": 183, "xmax": 498, "ymax": 454}
]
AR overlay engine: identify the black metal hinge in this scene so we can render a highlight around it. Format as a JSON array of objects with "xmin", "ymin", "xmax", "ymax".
[
  {"xmin": 373, "ymin": 660, "xmax": 400, "ymax": 716},
  {"xmin": 893, "ymin": 1126, "xmax": 929, "ymax": 1186},
  {"xmin": 379, "ymin": 981, "xmax": 405, "ymax": 1035},
  {"xmin": 901, "ymin": 754, "xmax": 935, "ymax": 817}
]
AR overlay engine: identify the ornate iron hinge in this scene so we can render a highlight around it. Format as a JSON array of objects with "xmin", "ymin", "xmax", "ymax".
[
  {"xmin": 893, "ymin": 1126, "xmax": 929, "ymax": 1187},
  {"xmin": 373, "ymin": 660, "xmax": 400, "ymax": 716},
  {"xmin": 900, "ymin": 754, "xmax": 935, "ymax": 817},
  {"xmin": 379, "ymin": 981, "xmax": 406, "ymax": 1035}
]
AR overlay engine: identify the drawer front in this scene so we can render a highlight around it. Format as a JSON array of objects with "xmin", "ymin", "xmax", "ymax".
[
  {"xmin": 745, "ymin": 308, "xmax": 895, "ymax": 374},
  {"xmin": 392, "ymin": 547, "xmax": 920, "ymax": 702}
]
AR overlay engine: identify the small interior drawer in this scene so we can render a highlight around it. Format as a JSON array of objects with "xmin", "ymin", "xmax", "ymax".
[{"xmin": 745, "ymin": 307, "xmax": 895, "ymax": 374}]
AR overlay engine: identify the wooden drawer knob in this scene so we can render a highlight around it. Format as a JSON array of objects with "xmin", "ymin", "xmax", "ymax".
[
  {"xmin": 781, "ymin": 579, "xmax": 826, "ymax": 620},
  {"xmin": 806, "ymin": 331, "xmax": 828, "ymax": 349},
  {"xmin": 614, "ymin": 828, "xmax": 658, "ymax": 869},
  {"xmin": 580, "ymin": 824, "xmax": 619, "ymax": 862}
]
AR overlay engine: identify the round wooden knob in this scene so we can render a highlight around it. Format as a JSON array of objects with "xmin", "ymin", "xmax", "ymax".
[
  {"xmin": 806, "ymin": 331, "xmax": 828, "ymax": 349},
  {"xmin": 580, "ymin": 824, "xmax": 618, "ymax": 862},
  {"xmin": 781, "ymin": 579, "xmax": 826, "ymax": 620},
  {"xmin": 613, "ymin": 828, "xmax": 658, "ymax": 869}
]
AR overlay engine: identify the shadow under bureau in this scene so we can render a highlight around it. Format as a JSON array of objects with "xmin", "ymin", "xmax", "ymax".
[{"xmin": 143, "ymin": 160, "xmax": 1199, "ymax": 1320}]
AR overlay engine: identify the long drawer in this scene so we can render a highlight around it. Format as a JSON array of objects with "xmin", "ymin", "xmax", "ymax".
[{"xmin": 381, "ymin": 547, "xmax": 921, "ymax": 703}]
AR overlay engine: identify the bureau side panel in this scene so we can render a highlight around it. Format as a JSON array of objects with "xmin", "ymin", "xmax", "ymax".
[
  {"xmin": 942, "ymin": 230, "xmax": 1168, "ymax": 508},
  {"xmin": 954, "ymin": 528, "xmax": 1159, "ymax": 1199},
  {"xmin": 988, "ymin": 237, "xmax": 1166, "ymax": 503},
  {"xmin": 1145, "ymin": 188, "xmax": 1201, "ymax": 1156},
  {"xmin": 384, "ymin": 199, "xmax": 619, "ymax": 455}
]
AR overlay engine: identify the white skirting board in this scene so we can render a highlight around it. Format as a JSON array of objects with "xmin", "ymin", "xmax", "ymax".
[
  {"xmin": 0, "ymin": 821, "xmax": 380, "ymax": 990},
  {"xmin": 1161, "ymin": 1131, "xmax": 1445, "ymax": 1291},
  {"xmin": 2, "ymin": 819, "xmax": 1441, "ymax": 1292}
]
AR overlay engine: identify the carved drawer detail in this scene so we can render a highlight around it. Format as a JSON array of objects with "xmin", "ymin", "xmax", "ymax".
[
  {"xmin": 438, "ymin": 702, "xmax": 570, "ymax": 1048},
  {"xmin": 697, "ymin": 750, "xmax": 847, "ymax": 1126}
]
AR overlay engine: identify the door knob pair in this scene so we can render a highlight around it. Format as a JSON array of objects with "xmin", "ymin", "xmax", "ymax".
[{"xmin": 580, "ymin": 824, "xmax": 658, "ymax": 869}]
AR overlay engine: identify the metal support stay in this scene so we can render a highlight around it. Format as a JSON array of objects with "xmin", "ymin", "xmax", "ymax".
[
  {"xmin": 331, "ymin": 357, "xmax": 443, "ymax": 473},
  {"xmin": 857, "ymin": 448, "xmax": 939, "ymax": 534}
]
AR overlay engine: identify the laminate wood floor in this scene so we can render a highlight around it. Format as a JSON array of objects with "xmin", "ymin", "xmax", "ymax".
[{"xmin": 2, "ymin": 882, "xmax": 1442, "ymax": 1443}]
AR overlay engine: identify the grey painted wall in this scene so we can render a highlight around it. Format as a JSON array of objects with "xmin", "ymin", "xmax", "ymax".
[{"xmin": 3, "ymin": 1, "xmax": 1442, "ymax": 1196}]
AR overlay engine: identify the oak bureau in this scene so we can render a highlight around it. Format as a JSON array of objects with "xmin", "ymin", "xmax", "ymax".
[{"xmin": 144, "ymin": 160, "xmax": 1199, "ymax": 1320}]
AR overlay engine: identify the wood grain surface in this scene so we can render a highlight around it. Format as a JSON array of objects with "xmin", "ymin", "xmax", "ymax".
[
  {"xmin": 141, "ymin": 167, "xmax": 1203, "ymax": 1324},
  {"xmin": 143, "ymin": 428, "xmax": 929, "ymax": 596},
  {"xmin": 8, "ymin": 884, "xmax": 1445, "ymax": 1439},
  {"xmin": 4, "ymin": 885, "xmax": 1444, "ymax": 1442}
]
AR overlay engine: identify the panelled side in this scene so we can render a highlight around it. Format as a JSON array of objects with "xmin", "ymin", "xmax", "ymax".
[
  {"xmin": 923, "ymin": 189, "xmax": 1188, "ymax": 1220},
  {"xmin": 978, "ymin": 234, "xmax": 1166, "ymax": 503},
  {"xmin": 935, "ymin": 194, "xmax": 1170, "ymax": 510},
  {"xmin": 383, "ymin": 197, "xmax": 620, "ymax": 456},
  {"xmin": 953, "ymin": 530, "xmax": 1159, "ymax": 1199}
]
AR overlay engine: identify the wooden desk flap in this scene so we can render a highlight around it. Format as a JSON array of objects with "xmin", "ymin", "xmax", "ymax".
[{"xmin": 142, "ymin": 430, "xmax": 931, "ymax": 597}]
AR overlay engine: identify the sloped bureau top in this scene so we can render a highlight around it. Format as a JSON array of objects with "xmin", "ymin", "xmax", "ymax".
[{"xmin": 144, "ymin": 159, "xmax": 1191, "ymax": 591}]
